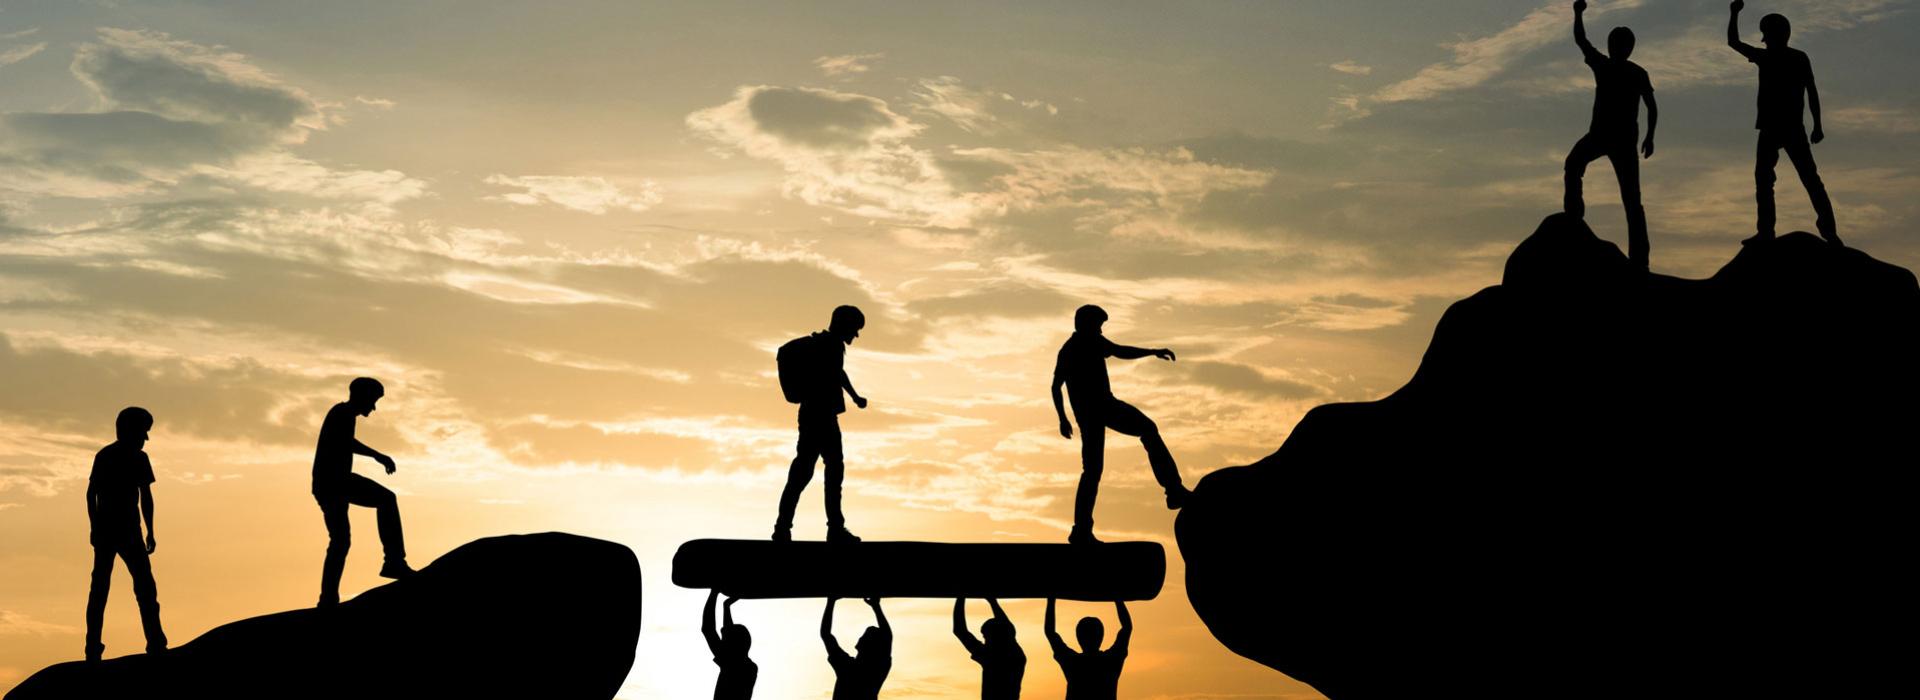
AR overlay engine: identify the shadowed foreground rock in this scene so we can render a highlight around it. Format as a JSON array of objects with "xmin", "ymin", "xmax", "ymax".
[
  {"xmin": 675, "ymin": 539, "xmax": 1164, "ymax": 600},
  {"xmin": 7, "ymin": 533, "xmax": 642, "ymax": 700},
  {"xmin": 1178, "ymin": 215, "xmax": 1917, "ymax": 699}
]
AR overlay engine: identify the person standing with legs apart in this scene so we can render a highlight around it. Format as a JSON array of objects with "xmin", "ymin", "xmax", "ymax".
[
  {"xmin": 1728, "ymin": 0, "xmax": 1839, "ymax": 246},
  {"xmin": 773, "ymin": 305, "xmax": 869, "ymax": 543},
  {"xmin": 1053, "ymin": 304, "xmax": 1191, "ymax": 545},
  {"xmin": 84, "ymin": 407, "xmax": 169, "ymax": 661},
  {"xmin": 1564, "ymin": 0, "xmax": 1658, "ymax": 269},
  {"xmin": 312, "ymin": 377, "xmax": 413, "ymax": 608}
]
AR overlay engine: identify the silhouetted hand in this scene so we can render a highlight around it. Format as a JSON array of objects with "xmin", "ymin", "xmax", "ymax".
[
  {"xmin": 864, "ymin": 597, "xmax": 882, "ymax": 608},
  {"xmin": 1154, "ymin": 348, "xmax": 1176, "ymax": 361},
  {"xmin": 1059, "ymin": 418, "xmax": 1073, "ymax": 439},
  {"xmin": 1731, "ymin": 0, "xmax": 1744, "ymax": 12},
  {"xmin": 724, "ymin": 595, "xmax": 739, "ymax": 610},
  {"xmin": 1811, "ymin": 126, "xmax": 1824, "ymax": 144},
  {"xmin": 145, "ymin": 533, "xmax": 157, "ymax": 555},
  {"xmin": 1573, "ymin": 0, "xmax": 1586, "ymax": 14},
  {"xmin": 854, "ymin": 396, "xmax": 868, "ymax": 409},
  {"xmin": 1641, "ymin": 138, "xmax": 1655, "ymax": 159},
  {"xmin": 376, "ymin": 453, "xmax": 396, "ymax": 474}
]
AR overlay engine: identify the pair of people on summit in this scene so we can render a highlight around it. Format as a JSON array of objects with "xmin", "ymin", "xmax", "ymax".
[
  {"xmin": 1566, "ymin": 0, "xmax": 1839, "ymax": 269},
  {"xmin": 773, "ymin": 303, "xmax": 1192, "ymax": 546}
]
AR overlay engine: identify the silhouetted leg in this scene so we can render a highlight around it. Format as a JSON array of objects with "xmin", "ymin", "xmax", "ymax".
[
  {"xmin": 344, "ymin": 473, "xmax": 405, "ymax": 564},
  {"xmin": 1563, "ymin": 133, "xmax": 1605, "ymax": 219},
  {"xmin": 819, "ymin": 415, "xmax": 846, "ymax": 530},
  {"xmin": 1104, "ymin": 400, "xmax": 1186, "ymax": 497},
  {"xmin": 119, "ymin": 546, "xmax": 167, "ymax": 652},
  {"xmin": 1073, "ymin": 414, "xmax": 1106, "ymax": 533},
  {"xmin": 1755, "ymin": 132, "xmax": 1781, "ymax": 237},
  {"xmin": 1607, "ymin": 138, "xmax": 1649, "ymax": 268},
  {"xmin": 776, "ymin": 411, "xmax": 822, "ymax": 533},
  {"xmin": 318, "ymin": 495, "xmax": 350, "ymax": 605},
  {"xmin": 1782, "ymin": 132, "xmax": 1838, "ymax": 242},
  {"xmin": 84, "ymin": 546, "xmax": 113, "ymax": 659}
]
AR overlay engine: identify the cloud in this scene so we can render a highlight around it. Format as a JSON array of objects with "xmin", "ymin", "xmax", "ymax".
[
  {"xmin": 1329, "ymin": 60, "xmax": 1372, "ymax": 76},
  {"xmin": 911, "ymin": 76, "xmax": 1001, "ymax": 133},
  {"xmin": 814, "ymin": 52, "xmax": 885, "ymax": 77},
  {"xmin": 353, "ymin": 95, "xmax": 397, "ymax": 109},
  {"xmin": 0, "ymin": 42, "xmax": 45, "ymax": 68},
  {"xmin": 1828, "ymin": 105, "xmax": 1920, "ymax": 135},
  {"xmin": 0, "ymin": 610, "xmax": 77, "ymax": 636},
  {"xmin": 484, "ymin": 175, "xmax": 662, "ymax": 214},
  {"xmin": 1374, "ymin": 2, "xmax": 1643, "ymax": 104}
]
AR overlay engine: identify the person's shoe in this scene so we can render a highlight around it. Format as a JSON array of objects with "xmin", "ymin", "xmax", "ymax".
[
  {"xmin": 826, "ymin": 526, "xmax": 861, "ymax": 544},
  {"xmin": 378, "ymin": 560, "xmax": 417, "ymax": 579},
  {"xmin": 1742, "ymin": 232, "xmax": 1775, "ymax": 246},
  {"xmin": 1165, "ymin": 486, "xmax": 1192, "ymax": 510},
  {"xmin": 84, "ymin": 643, "xmax": 104, "ymax": 662},
  {"xmin": 1068, "ymin": 527, "xmax": 1102, "ymax": 545},
  {"xmin": 316, "ymin": 593, "xmax": 340, "ymax": 608},
  {"xmin": 772, "ymin": 526, "xmax": 792, "ymax": 543},
  {"xmin": 145, "ymin": 642, "xmax": 168, "ymax": 655},
  {"xmin": 1822, "ymin": 231, "xmax": 1845, "ymax": 247}
]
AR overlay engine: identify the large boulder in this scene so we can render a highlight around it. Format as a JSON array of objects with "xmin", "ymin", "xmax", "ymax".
[
  {"xmin": 1178, "ymin": 215, "xmax": 1917, "ymax": 699},
  {"xmin": 7, "ymin": 532, "xmax": 641, "ymax": 700}
]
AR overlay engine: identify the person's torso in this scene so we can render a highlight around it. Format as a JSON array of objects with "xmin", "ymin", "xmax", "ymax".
[
  {"xmin": 830, "ymin": 655, "xmax": 889, "ymax": 700},
  {"xmin": 1755, "ymin": 48, "xmax": 1810, "ymax": 130},
  {"xmin": 799, "ymin": 332, "xmax": 848, "ymax": 415},
  {"xmin": 977, "ymin": 643, "xmax": 1027, "ymax": 700},
  {"xmin": 311, "ymin": 403, "xmax": 358, "ymax": 490},
  {"xmin": 1058, "ymin": 333, "xmax": 1114, "ymax": 406},
  {"xmin": 1588, "ymin": 59, "xmax": 1647, "ymax": 134},
  {"xmin": 89, "ymin": 442, "xmax": 152, "ymax": 538},
  {"xmin": 1060, "ymin": 650, "xmax": 1122, "ymax": 700},
  {"xmin": 712, "ymin": 658, "xmax": 757, "ymax": 700}
]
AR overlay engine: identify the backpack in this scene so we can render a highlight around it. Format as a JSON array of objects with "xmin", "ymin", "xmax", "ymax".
[{"xmin": 776, "ymin": 334, "xmax": 816, "ymax": 404}]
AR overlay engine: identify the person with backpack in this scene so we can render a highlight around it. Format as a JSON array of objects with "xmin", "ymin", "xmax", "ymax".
[{"xmin": 773, "ymin": 305, "xmax": 869, "ymax": 543}]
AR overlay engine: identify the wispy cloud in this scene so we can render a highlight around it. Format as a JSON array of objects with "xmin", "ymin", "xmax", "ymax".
[
  {"xmin": 1329, "ymin": 60, "xmax": 1372, "ymax": 76},
  {"xmin": 484, "ymin": 174, "xmax": 662, "ymax": 214},
  {"xmin": 814, "ymin": 52, "xmax": 885, "ymax": 77},
  {"xmin": 0, "ymin": 42, "xmax": 45, "ymax": 67}
]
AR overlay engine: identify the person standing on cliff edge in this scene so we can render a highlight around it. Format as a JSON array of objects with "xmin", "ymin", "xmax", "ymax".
[
  {"xmin": 1052, "ymin": 304, "xmax": 1191, "ymax": 545},
  {"xmin": 1728, "ymin": 0, "xmax": 1840, "ymax": 247},
  {"xmin": 312, "ymin": 377, "xmax": 413, "ymax": 608},
  {"xmin": 1563, "ymin": 0, "xmax": 1658, "ymax": 269}
]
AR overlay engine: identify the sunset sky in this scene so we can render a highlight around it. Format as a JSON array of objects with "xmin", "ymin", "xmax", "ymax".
[{"xmin": 2, "ymin": 1, "xmax": 1916, "ymax": 697}]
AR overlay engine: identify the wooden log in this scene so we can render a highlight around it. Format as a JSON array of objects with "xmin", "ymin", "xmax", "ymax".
[{"xmin": 672, "ymin": 539, "xmax": 1165, "ymax": 601}]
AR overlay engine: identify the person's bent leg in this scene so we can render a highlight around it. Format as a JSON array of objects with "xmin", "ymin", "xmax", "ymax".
[
  {"xmin": 1104, "ymin": 401, "xmax": 1188, "ymax": 505},
  {"xmin": 1564, "ymin": 134, "xmax": 1604, "ymax": 219},
  {"xmin": 1783, "ymin": 133, "xmax": 1838, "ymax": 242},
  {"xmin": 317, "ymin": 496, "xmax": 350, "ymax": 606},
  {"xmin": 820, "ymin": 415, "xmax": 846, "ymax": 531},
  {"xmin": 1609, "ymin": 138, "xmax": 1649, "ymax": 268},
  {"xmin": 121, "ymin": 546, "xmax": 167, "ymax": 653},
  {"xmin": 343, "ymin": 474, "xmax": 410, "ymax": 577},
  {"xmin": 1755, "ymin": 133, "xmax": 1781, "ymax": 238},
  {"xmin": 84, "ymin": 546, "xmax": 114, "ymax": 659}
]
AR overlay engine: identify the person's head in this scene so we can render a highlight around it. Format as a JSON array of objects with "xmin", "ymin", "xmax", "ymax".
[
  {"xmin": 115, "ymin": 406, "xmax": 153, "ymax": 445},
  {"xmin": 828, "ymin": 305, "xmax": 865, "ymax": 345},
  {"xmin": 855, "ymin": 626, "xmax": 890, "ymax": 657},
  {"xmin": 348, "ymin": 377, "xmax": 385, "ymax": 416},
  {"xmin": 1073, "ymin": 304, "xmax": 1108, "ymax": 334},
  {"xmin": 721, "ymin": 623, "xmax": 752, "ymax": 656},
  {"xmin": 1759, "ymin": 13, "xmax": 1791, "ymax": 47},
  {"xmin": 982, "ymin": 616, "xmax": 1015, "ymax": 644},
  {"xmin": 1607, "ymin": 27, "xmax": 1635, "ymax": 60},
  {"xmin": 1075, "ymin": 616, "xmax": 1105, "ymax": 651}
]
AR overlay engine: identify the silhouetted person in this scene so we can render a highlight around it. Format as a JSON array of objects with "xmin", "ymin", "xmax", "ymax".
[
  {"xmin": 1729, "ymin": 0, "xmax": 1839, "ymax": 246},
  {"xmin": 313, "ymin": 377, "xmax": 413, "ymax": 608},
  {"xmin": 84, "ymin": 407, "xmax": 168, "ymax": 661},
  {"xmin": 774, "ymin": 305, "xmax": 870, "ymax": 543},
  {"xmin": 704, "ymin": 590, "xmax": 757, "ymax": 700},
  {"xmin": 822, "ymin": 597, "xmax": 892, "ymax": 700},
  {"xmin": 954, "ymin": 598, "xmax": 1026, "ymax": 700},
  {"xmin": 1564, "ymin": 0, "xmax": 1658, "ymax": 269},
  {"xmin": 1045, "ymin": 599, "xmax": 1130, "ymax": 700},
  {"xmin": 1053, "ymin": 304, "xmax": 1190, "ymax": 545}
]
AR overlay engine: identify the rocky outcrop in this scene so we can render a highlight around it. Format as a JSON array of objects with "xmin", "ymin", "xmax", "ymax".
[
  {"xmin": 1178, "ymin": 215, "xmax": 1917, "ymax": 698},
  {"xmin": 7, "ymin": 532, "xmax": 642, "ymax": 700}
]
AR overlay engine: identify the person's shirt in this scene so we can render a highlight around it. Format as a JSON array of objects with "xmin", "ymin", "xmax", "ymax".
[
  {"xmin": 711, "ymin": 652, "xmax": 758, "ymax": 700},
  {"xmin": 1584, "ymin": 53, "xmax": 1652, "ymax": 136},
  {"xmin": 827, "ymin": 646, "xmax": 891, "ymax": 700},
  {"xmin": 89, "ymin": 441, "xmax": 155, "ymax": 548},
  {"xmin": 972, "ymin": 639, "xmax": 1027, "ymax": 700},
  {"xmin": 311, "ymin": 402, "xmax": 359, "ymax": 495},
  {"xmin": 798, "ymin": 331, "xmax": 849, "ymax": 416},
  {"xmin": 1055, "ymin": 645, "xmax": 1126, "ymax": 700},
  {"xmin": 1054, "ymin": 332, "xmax": 1119, "ymax": 411},
  {"xmin": 1747, "ymin": 46, "xmax": 1813, "ymax": 131}
]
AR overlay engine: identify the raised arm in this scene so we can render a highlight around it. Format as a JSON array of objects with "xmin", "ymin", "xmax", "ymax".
[
  {"xmin": 822, "ymin": 598, "xmax": 846, "ymax": 657},
  {"xmin": 988, "ymin": 597, "xmax": 1010, "ymax": 626},
  {"xmin": 1044, "ymin": 598, "xmax": 1069, "ymax": 654},
  {"xmin": 953, "ymin": 599, "xmax": 984, "ymax": 653},
  {"xmin": 1727, "ymin": 1, "xmax": 1760, "ymax": 58},
  {"xmin": 139, "ymin": 484, "xmax": 156, "ymax": 553},
  {"xmin": 1573, "ymin": 1, "xmax": 1603, "ymax": 63},
  {"xmin": 867, "ymin": 597, "xmax": 890, "ymax": 636},
  {"xmin": 1112, "ymin": 600, "xmax": 1133, "ymax": 654},
  {"xmin": 1110, "ymin": 343, "xmax": 1175, "ymax": 362},
  {"xmin": 1642, "ymin": 90, "xmax": 1659, "ymax": 158},
  {"xmin": 703, "ymin": 589, "xmax": 723, "ymax": 654},
  {"xmin": 1807, "ymin": 65, "xmax": 1824, "ymax": 143}
]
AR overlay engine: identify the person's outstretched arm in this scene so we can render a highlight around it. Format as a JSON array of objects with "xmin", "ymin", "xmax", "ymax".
[
  {"xmin": 1573, "ymin": 1, "xmax": 1603, "ymax": 63},
  {"xmin": 1109, "ymin": 342, "xmax": 1175, "ymax": 362},
  {"xmin": 352, "ymin": 438, "xmax": 397, "ymax": 474},
  {"xmin": 1112, "ymin": 601, "xmax": 1133, "ymax": 654},
  {"xmin": 1727, "ymin": 1, "xmax": 1760, "ymax": 59},
  {"xmin": 953, "ymin": 599, "xmax": 984, "ymax": 654},
  {"xmin": 822, "ymin": 598, "xmax": 847, "ymax": 657},
  {"xmin": 841, "ymin": 370, "xmax": 867, "ymax": 409},
  {"xmin": 139, "ymin": 484, "xmax": 156, "ymax": 554},
  {"xmin": 867, "ymin": 597, "xmax": 890, "ymax": 637},
  {"xmin": 1807, "ymin": 65, "xmax": 1824, "ymax": 143},
  {"xmin": 1642, "ymin": 89, "xmax": 1659, "ymax": 158},
  {"xmin": 1044, "ymin": 598, "xmax": 1069, "ymax": 655},
  {"xmin": 703, "ymin": 589, "xmax": 724, "ymax": 655}
]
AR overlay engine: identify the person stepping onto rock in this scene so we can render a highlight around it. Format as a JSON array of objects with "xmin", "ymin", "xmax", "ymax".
[
  {"xmin": 773, "ymin": 305, "xmax": 870, "ymax": 544},
  {"xmin": 312, "ymin": 377, "xmax": 413, "ymax": 608},
  {"xmin": 1729, "ymin": 0, "xmax": 1839, "ymax": 247},
  {"xmin": 1052, "ymin": 304, "xmax": 1191, "ymax": 545},
  {"xmin": 1563, "ymin": 0, "xmax": 1658, "ymax": 269},
  {"xmin": 83, "ymin": 407, "xmax": 170, "ymax": 661}
]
